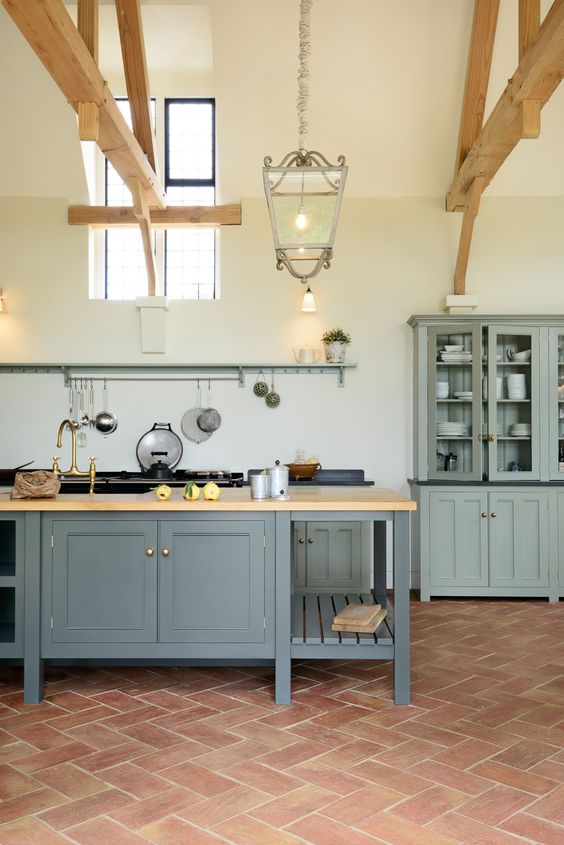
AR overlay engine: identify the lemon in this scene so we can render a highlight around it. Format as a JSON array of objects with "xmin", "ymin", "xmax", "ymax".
[
  {"xmin": 203, "ymin": 481, "xmax": 221, "ymax": 501},
  {"xmin": 154, "ymin": 484, "xmax": 172, "ymax": 501},
  {"xmin": 183, "ymin": 481, "xmax": 201, "ymax": 501}
]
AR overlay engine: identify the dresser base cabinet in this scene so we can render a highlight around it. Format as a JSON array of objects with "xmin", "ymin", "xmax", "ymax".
[
  {"xmin": 0, "ymin": 515, "xmax": 24, "ymax": 658},
  {"xmin": 414, "ymin": 486, "xmax": 557, "ymax": 602}
]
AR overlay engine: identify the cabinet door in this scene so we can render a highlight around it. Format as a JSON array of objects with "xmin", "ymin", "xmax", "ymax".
[
  {"xmin": 292, "ymin": 522, "xmax": 306, "ymax": 588},
  {"xmin": 549, "ymin": 328, "xmax": 564, "ymax": 479},
  {"xmin": 51, "ymin": 520, "xmax": 158, "ymax": 643},
  {"xmin": 489, "ymin": 492, "xmax": 549, "ymax": 587},
  {"xmin": 159, "ymin": 520, "xmax": 265, "ymax": 643},
  {"xmin": 487, "ymin": 326, "xmax": 540, "ymax": 480},
  {"xmin": 428, "ymin": 324, "xmax": 482, "ymax": 481},
  {"xmin": 0, "ymin": 515, "xmax": 24, "ymax": 658},
  {"xmin": 305, "ymin": 522, "xmax": 362, "ymax": 590},
  {"xmin": 429, "ymin": 491, "xmax": 488, "ymax": 587}
]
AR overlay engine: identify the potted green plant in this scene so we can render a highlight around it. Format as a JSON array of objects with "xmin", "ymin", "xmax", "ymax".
[{"xmin": 321, "ymin": 328, "xmax": 351, "ymax": 363}]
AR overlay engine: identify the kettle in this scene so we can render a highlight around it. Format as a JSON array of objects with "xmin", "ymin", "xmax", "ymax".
[{"xmin": 293, "ymin": 346, "xmax": 321, "ymax": 365}]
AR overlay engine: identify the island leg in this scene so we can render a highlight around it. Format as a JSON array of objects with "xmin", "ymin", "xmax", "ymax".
[
  {"xmin": 393, "ymin": 511, "xmax": 410, "ymax": 705},
  {"xmin": 373, "ymin": 519, "xmax": 387, "ymax": 608},
  {"xmin": 275, "ymin": 511, "xmax": 291, "ymax": 704},
  {"xmin": 24, "ymin": 513, "xmax": 43, "ymax": 704}
]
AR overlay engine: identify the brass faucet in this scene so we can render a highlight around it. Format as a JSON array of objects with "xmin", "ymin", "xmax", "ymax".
[{"xmin": 52, "ymin": 419, "xmax": 96, "ymax": 495}]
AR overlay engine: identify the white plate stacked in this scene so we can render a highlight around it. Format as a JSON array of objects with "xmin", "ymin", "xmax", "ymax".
[
  {"xmin": 453, "ymin": 391, "xmax": 472, "ymax": 400},
  {"xmin": 507, "ymin": 373, "xmax": 527, "ymax": 400},
  {"xmin": 509, "ymin": 423, "xmax": 531, "ymax": 437},
  {"xmin": 437, "ymin": 422, "xmax": 469, "ymax": 438},
  {"xmin": 441, "ymin": 350, "xmax": 472, "ymax": 364}
]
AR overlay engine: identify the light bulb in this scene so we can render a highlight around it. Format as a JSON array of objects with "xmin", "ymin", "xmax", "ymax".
[
  {"xmin": 295, "ymin": 205, "xmax": 308, "ymax": 230},
  {"xmin": 301, "ymin": 286, "xmax": 316, "ymax": 313}
]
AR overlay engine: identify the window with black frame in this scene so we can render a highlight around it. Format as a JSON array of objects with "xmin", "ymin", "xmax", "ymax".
[{"xmin": 104, "ymin": 97, "xmax": 216, "ymax": 300}]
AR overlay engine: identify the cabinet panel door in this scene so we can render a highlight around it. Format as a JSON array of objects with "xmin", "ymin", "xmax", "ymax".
[
  {"xmin": 305, "ymin": 522, "xmax": 361, "ymax": 589},
  {"xmin": 429, "ymin": 491, "xmax": 488, "ymax": 586},
  {"xmin": 51, "ymin": 520, "xmax": 158, "ymax": 643},
  {"xmin": 0, "ymin": 515, "xmax": 24, "ymax": 658},
  {"xmin": 159, "ymin": 520, "xmax": 265, "ymax": 643},
  {"xmin": 489, "ymin": 493, "xmax": 549, "ymax": 587}
]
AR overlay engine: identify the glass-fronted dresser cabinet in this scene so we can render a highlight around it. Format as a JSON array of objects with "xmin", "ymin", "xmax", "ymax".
[{"xmin": 409, "ymin": 315, "xmax": 564, "ymax": 603}]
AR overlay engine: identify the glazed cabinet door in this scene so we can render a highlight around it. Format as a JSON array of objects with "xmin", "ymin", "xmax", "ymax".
[
  {"xmin": 50, "ymin": 520, "xmax": 158, "ymax": 643},
  {"xmin": 428, "ymin": 491, "xmax": 488, "ymax": 587},
  {"xmin": 159, "ymin": 520, "xmax": 266, "ymax": 643},
  {"xmin": 488, "ymin": 492, "xmax": 549, "ymax": 587},
  {"xmin": 427, "ymin": 324, "xmax": 482, "ymax": 481},
  {"xmin": 486, "ymin": 326, "xmax": 541, "ymax": 480}
]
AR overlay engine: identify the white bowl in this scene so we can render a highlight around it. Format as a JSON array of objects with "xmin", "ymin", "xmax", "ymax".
[
  {"xmin": 510, "ymin": 350, "xmax": 531, "ymax": 362},
  {"xmin": 444, "ymin": 345, "xmax": 464, "ymax": 352}
]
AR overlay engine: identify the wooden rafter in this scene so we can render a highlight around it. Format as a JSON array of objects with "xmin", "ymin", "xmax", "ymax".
[
  {"xmin": 454, "ymin": 0, "xmax": 500, "ymax": 176},
  {"xmin": 68, "ymin": 205, "xmax": 242, "ymax": 228},
  {"xmin": 1, "ymin": 0, "xmax": 165, "ymax": 210},
  {"xmin": 131, "ymin": 179, "xmax": 158, "ymax": 297},
  {"xmin": 454, "ymin": 177, "xmax": 483, "ymax": 295},
  {"xmin": 77, "ymin": 0, "xmax": 98, "ymax": 62},
  {"xmin": 448, "ymin": 0, "xmax": 564, "ymax": 213},
  {"xmin": 520, "ymin": 0, "xmax": 541, "ymax": 58},
  {"xmin": 115, "ymin": 0, "xmax": 158, "ymax": 174}
]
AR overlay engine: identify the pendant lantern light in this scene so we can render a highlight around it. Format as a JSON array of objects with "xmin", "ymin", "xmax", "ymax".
[{"xmin": 263, "ymin": 0, "xmax": 347, "ymax": 286}]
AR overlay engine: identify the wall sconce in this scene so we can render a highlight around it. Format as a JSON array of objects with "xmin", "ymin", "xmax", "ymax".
[
  {"xmin": 0, "ymin": 290, "xmax": 5, "ymax": 312},
  {"xmin": 301, "ymin": 285, "xmax": 316, "ymax": 313}
]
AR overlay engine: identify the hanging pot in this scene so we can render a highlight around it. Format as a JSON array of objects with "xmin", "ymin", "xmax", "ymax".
[{"xmin": 136, "ymin": 424, "xmax": 183, "ymax": 473}]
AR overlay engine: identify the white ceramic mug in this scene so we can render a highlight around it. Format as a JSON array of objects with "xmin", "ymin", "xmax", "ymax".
[{"xmin": 294, "ymin": 346, "xmax": 322, "ymax": 364}]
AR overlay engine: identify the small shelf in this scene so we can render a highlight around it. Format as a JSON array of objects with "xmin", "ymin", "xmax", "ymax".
[
  {"xmin": 436, "ymin": 436, "xmax": 472, "ymax": 440},
  {"xmin": 0, "ymin": 363, "xmax": 357, "ymax": 388},
  {"xmin": 436, "ymin": 399, "xmax": 473, "ymax": 403},
  {"xmin": 498, "ymin": 436, "xmax": 531, "ymax": 441},
  {"xmin": 496, "ymin": 399, "xmax": 530, "ymax": 403},
  {"xmin": 436, "ymin": 362, "xmax": 472, "ymax": 367}
]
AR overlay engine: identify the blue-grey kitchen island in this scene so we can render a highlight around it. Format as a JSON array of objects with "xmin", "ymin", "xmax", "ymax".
[{"xmin": 0, "ymin": 488, "xmax": 415, "ymax": 706}]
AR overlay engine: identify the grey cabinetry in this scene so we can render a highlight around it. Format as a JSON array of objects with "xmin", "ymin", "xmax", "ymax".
[
  {"xmin": 488, "ymin": 492, "xmax": 548, "ymax": 588},
  {"xmin": 0, "ymin": 514, "xmax": 24, "ymax": 657},
  {"xmin": 292, "ymin": 521, "xmax": 366, "ymax": 592},
  {"xmin": 50, "ymin": 520, "xmax": 158, "ymax": 643},
  {"xmin": 429, "ymin": 491, "xmax": 488, "ymax": 588},
  {"xmin": 422, "ymin": 488, "xmax": 551, "ymax": 599},
  {"xmin": 159, "ymin": 520, "xmax": 266, "ymax": 643}
]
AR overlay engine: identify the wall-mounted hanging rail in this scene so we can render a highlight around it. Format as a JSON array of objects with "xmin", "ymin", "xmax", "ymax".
[{"xmin": 0, "ymin": 363, "xmax": 356, "ymax": 388}]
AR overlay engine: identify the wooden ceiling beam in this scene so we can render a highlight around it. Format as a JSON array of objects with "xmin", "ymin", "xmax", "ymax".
[
  {"xmin": 68, "ymin": 205, "xmax": 242, "ymax": 228},
  {"xmin": 1, "ymin": 0, "xmax": 165, "ymax": 209},
  {"xmin": 77, "ymin": 0, "xmax": 98, "ymax": 63},
  {"xmin": 520, "ymin": 0, "xmax": 541, "ymax": 58},
  {"xmin": 115, "ymin": 0, "xmax": 158, "ymax": 174},
  {"xmin": 453, "ymin": 177, "xmax": 484, "ymax": 295},
  {"xmin": 131, "ymin": 179, "xmax": 158, "ymax": 297},
  {"xmin": 454, "ymin": 0, "xmax": 500, "ymax": 176},
  {"xmin": 447, "ymin": 0, "xmax": 564, "ymax": 212}
]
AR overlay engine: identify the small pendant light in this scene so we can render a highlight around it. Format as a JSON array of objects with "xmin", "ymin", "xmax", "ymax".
[{"xmin": 301, "ymin": 286, "xmax": 316, "ymax": 312}]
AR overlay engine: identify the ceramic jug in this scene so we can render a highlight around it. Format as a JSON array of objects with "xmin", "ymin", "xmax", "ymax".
[{"xmin": 293, "ymin": 346, "xmax": 321, "ymax": 364}]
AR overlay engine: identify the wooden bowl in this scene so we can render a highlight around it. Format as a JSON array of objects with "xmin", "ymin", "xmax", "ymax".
[{"xmin": 285, "ymin": 462, "xmax": 322, "ymax": 481}]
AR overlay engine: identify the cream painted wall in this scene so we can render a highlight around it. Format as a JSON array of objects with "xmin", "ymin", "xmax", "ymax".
[{"xmin": 1, "ymin": 194, "xmax": 564, "ymax": 494}]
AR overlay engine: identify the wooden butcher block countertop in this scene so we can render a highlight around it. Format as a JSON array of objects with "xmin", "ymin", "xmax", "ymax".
[{"xmin": 0, "ymin": 486, "xmax": 416, "ymax": 512}]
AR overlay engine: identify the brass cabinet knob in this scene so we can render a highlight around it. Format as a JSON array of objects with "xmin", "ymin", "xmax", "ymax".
[
  {"xmin": 146, "ymin": 548, "xmax": 154, "ymax": 557},
  {"xmin": 308, "ymin": 538, "xmax": 314, "ymax": 544},
  {"xmin": 298, "ymin": 537, "xmax": 305, "ymax": 544},
  {"xmin": 488, "ymin": 434, "xmax": 496, "ymax": 442},
  {"xmin": 491, "ymin": 512, "xmax": 497, "ymax": 518},
  {"xmin": 162, "ymin": 548, "xmax": 170, "ymax": 557},
  {"xmin": 481, "ymin": 512, "xmax": 488, "ymax": 518}
]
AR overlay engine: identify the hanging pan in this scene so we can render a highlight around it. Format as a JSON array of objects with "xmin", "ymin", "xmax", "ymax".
[{"xmin": 181, "ymin": 381, "xmax": 212, "ymax": 444}]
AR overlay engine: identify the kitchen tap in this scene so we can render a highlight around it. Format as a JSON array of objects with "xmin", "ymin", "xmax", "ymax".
[{"xmin": 52, "ymin": 419, "xmax": 96, "ymax": 495}]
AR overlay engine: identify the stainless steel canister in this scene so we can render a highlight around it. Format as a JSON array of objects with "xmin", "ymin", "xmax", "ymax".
[
  {"xmin": 250, "ymin": 473, "xmax": 270, "ymax": 500},
  {"xmin": 267, "ymin": 461, "xmax": 290, "ymax": 499}
]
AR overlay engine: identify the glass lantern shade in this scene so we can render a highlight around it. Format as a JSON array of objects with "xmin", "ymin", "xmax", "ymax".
[{"xmin": 263, "ymin": 150, "xmax": 347, "ymax": 280}]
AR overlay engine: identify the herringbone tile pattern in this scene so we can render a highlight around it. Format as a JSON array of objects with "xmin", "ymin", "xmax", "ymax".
[{"xmin": 0, "ymin": 597, "xmax": 563, "ymax": 844}]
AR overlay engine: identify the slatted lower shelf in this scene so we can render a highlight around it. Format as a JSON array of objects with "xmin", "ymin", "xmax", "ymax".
[{"xmin": 290, "ymin": 592, "xmax": 394, "ymax": 659}]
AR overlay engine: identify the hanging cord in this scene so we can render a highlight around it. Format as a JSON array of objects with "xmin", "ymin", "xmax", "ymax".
[{"xmin": 297, "ymin": 0, "xmax": 312, "ymax": 151}]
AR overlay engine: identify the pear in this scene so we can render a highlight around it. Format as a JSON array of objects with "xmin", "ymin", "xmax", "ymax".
[
  {"xmin": 183, "ymin": 481, "xmax": 201, "ymax": 501},
  {"xmin": 203, "ymin": 481, "xmax": 221, "ymax": 501}
]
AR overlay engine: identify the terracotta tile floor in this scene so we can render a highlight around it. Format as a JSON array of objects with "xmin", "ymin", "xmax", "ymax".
[{"xmin": 1, "ymin": 596, "xmax": 563, "ymax": 844}]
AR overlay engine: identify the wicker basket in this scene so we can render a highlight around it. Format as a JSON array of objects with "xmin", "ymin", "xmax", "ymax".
[{"xmin": 285, "ymin": 462, "xmax": 322, "ymax": 481}]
